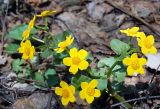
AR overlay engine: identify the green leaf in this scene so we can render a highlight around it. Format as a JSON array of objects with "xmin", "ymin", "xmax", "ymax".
[
  {"xmin": 34, "ymin": 72, "xmax": 46, "ymax": 87},
  {"xmin": 97, "ymin": 79, "xmax": 107, "ymax": 91},
  {"xmin": 5, "ymin": 44, "xmax": 20, "ymax": 54},
  {"xmin": 110, "ymin": 39, "xmax": 130, "ymax": 55},
  {"xmin": 12, "ymin": 59, "xmax": 24, "ymax": 72},
  {"xmin": 41, "ymin": 49, "xmax": 52, "ymax": 58},
  {"xmin": 115, "ymin": 71, "xmax": 126, "ymax": 82},
  {"xmin": 46, "ymin": 75, "xmax": 59, "ymax": 87},
  {"xmin": 44, "ymin": 69, "xmax": 56, "ymax": 79},
  {"xmin": 71, "ymin": 75, "xmax": 91, "ymax": 90},
  {"xmin": 8, "ymin": 24, "xmax": 37, "ymax": 40},
  {"xmin": 97, "ymin": 57, "xmax": 116, "ymax": 68}
]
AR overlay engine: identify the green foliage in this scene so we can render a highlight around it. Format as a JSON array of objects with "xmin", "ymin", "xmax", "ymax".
[
  {"xmin": 97, "ymin": 79, "xmax": 107, "ymax": 91},
  {"xmin": 110, "ymin": 39, "xmax": 130, "ymax": 55},
  {"xmin": 8, "ymin": 24, "xmax": 37, "ymax": 40},
  {"xmin": 12, "ymin": 59, "xmax": 24, "ymax": 72},
  {"xmin": 5, "ymin": 43, "xmax": 20, "ymax": 54}
]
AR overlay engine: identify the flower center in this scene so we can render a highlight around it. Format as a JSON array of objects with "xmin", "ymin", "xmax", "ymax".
[
  {"xmin": 131, "ymin": 59, "xmax": 140, "ymax": 70},
  {"xmin": 72, "ymin": 57, "xmax": 81, "ymax": 65},
  {"xmin": 62, "ymin": 89, "xmax": 70, "ymax": 98},
  {"xmin": 25, "ymin": 47, "xmax": 30, "ymax": 56},
  {"xmin": 87, "ymin": 87, "xmax": 95, "ymax": 96},
  {"xmin": 144, "ymin": 39, "xmax": 152, "ymax": 48}
]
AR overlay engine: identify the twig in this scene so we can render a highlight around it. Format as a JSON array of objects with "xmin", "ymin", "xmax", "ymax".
[
  {"xmin": 105, "ymin": 0, "xmax": 160, "ymax": 37},
  {"xmin": 111, "ymin": 95, "xmax": 160, "ymax": 108},
  {"xmin": 149, "ymin": 64, "xmax": 160, "ymax": 84}
]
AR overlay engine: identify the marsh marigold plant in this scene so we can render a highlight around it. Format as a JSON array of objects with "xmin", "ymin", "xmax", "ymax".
[
  {"xmin": 63, "ymin": 47, "xmax": 89, "ymax": 74},
  {"xmin": 80, "ymin": 79, "xmax": 101, "ymax": 104},
  {"xmin": 55, "ymin": 81, "xmax": 76, "ymax": 106},
  {"xmin": 123, "ymin": 53, "xmax": 146, "ymax": 76},
  {"xmin": 137, "ymin": 34, "xmax": 157, "ymax": 55},
  {"xmin": 55, "ymin": 35, "xmax": 74, "ymax": 53},
  {"xmin": 18, "ymin": 40, "xmax": 35, "ymax": 60}
]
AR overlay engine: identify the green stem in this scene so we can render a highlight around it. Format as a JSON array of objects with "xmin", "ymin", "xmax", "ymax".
[
  {"xmin": 32, "ymin": 36, "xmax": 45, "ymax": 43},
  {"xmin": 107, "ymin": 61, "xmax": 119, "ymax": 78}
]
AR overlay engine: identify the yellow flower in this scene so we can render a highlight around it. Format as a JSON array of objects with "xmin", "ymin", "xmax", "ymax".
[
  {"xmin": 79, "ymin": 79, "xmax": 101, "ymax": 104},
  {"xmin": 123, "ymin": 53, "xmax": 146, "ymax": 76},
  {"xmin": 22, "ymin": 29, "xmax": 30, "ymax": 40},
  {"xmin": 120, "ymin": 27, "xmax": 140, "ymax": 37},
  {"xmin": 137, "ymin": 35, "xmax": 157, "ymax": 55},
  {"xmin": 36, "ymin": 10, "xmax": 56, "ymax": 17},
  {"xmin": 55, "ymin": 81, "xmax": 76, "ymax": 106},
  {"xmin": 55, "ymin": 35, "xmax": 74, "ymax": 53},
  {"xmin": 18, "ymin": 40, "xmax": 35, "ymax": 60},
  {"xmin": 28, "ymin": 15, "xmax": 36, "ymax": 30},
  {"xmin": 63, "ymin": 47, "xmax": 89, "ymax": 74}
]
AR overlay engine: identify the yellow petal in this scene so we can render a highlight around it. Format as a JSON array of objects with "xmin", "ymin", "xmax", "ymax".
[
  {"xmin": 61, "ymin": 97, "xmax": 69, "ymax": 106},
  {"xmin": 79, "ymin": 90, "xmax": 86, "ymax": 99},
  {"xmin": 63, "ymin": 57, "xmax": 72, "ymax": 66},
  {"xmin": 69, "ymin": 48, "xmax": 78, "ymax": 57},
  {"xmin": 54, "ymin": 48, "xmax": 65, "ymax": 53},
  {"xmin": 78, "ymin": 60, "xmax": 89, "ymax": 70},
  {"xmin": 36, "ymin": 10, "xmax": 56, "ymax": 17},
  {"xmin": 137, "ymin": 38, "xmax": 143, "ymax": 47},
  {"xmin": 123, "ymin": 57, "xmax": 131, "ymax": 66},
  {"xmin": 135, "ymin": 32, "xmax": 146, "ymax": 38},
  {"xmin": 86, "ymin": 95, "xmax": 94, "ymax": 104},
  {"xmin": 81, "ymin": 82, "xmax": 88, "ymax": 89},
  {"xmin": 66, "ymin": 35, "xmax": 74, "ymax": 45},
  {"xmin": 22, "ymin": 53, "xmax": 29, "ymax": 60},
  {"xmin": 69, "ymin": 65, "xmax": 78, "ymax": 74},
  {"xmin": 60, "ymin": 81, "xmax": 69, "ymax": 88},
  {"xmin": 147, "ymin": 35, "xmax": 154, "ymax": 45},
  {"xmin": 69, "ymin": 95, "xmax": 76, "ymax": 102},
  {"xmin": 28, "ymin": 16, "xmax": 36, "ymax": 30},
  {"xmin": 127, "ymin": 66, "xmax": 134, "ymax": 76},
  {"xmin": 69, "ymin": 85, "xmax": 75, "ymax": 94},
  {"xmin": 137, "ymin": 67, "xmax": 145, "ymax": 75},
  {"xmin": 139, "ymin": 58, "xmax": 146, "ymax": 65},
  {"xmin": 78, "ymin": 49, "xmax": 88, "ymax": 59},
  {"xmin": 132, "ymin": 27, "xmax": 139, "ymax": 32},
  {"xmin": 55, "ymin": 87, "xmax": 62, "ymax": 96},
  {"xmin": 131, "ymin": 53, "xmax": 138, "ymax": 59},
  {"xmin": 150, "ymin": 46, "xmax": 157, "ymax": 54},
  {"xmin": 25, "ymin": 40, "xmax": 31, "ymax": 47},
  {"xmin": 141, "ymin": 47, "xmax": 149, "ymax": 55},
  {"xmin": 89, "ymin": 79, "xmax": 98, "ymax": 88},
  {"xmin": 94, "ymin": 89, "xmax": 101, "ymax": 97},
  {"xmin": 22, "ymin": 29, "xmax": 30, "ymax": 39}
]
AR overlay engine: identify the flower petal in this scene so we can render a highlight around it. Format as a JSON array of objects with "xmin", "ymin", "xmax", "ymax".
[
  {"xmin": 55, "ymin": 87, "xmax": 62, "ymax": 96},
  {"xmin": 141, "ymin": 47, "xmax": 149, "ymax": 55},
  {"xmin": 69, "ymin": 85, "xmax": 75, "ymax": 94},
  {"xmin": 139, "ymin": 58, "xmax": 146, "ymax": 65},
  {"xmin": 78, "ymin": 60, "xmax": 89, "ymax": 70},
  {"xmin": 69, "ymin": 65, "xmax": 78, "ymax": 74},
  {"xmin": 137, "ymin": 67, "xmax": 145, "ymax": 75},
  {"xmin": 94, "ymin": 89, "xmax": 101, "ymax": 97},
  {"xmin": 81, "ymin": 82, "xmax": 88, "ymax": 89},
  {"xmin": 79, "ymin": 90, "xmax": 86, "ymax": 99},
  {"xmin": 63, "ymin": 57, "xmax": 72, "ymax": 66},
  {"xmin": 127, "ymin": 66, "xmax": 135, "ymax": 76},
  {"xmin": 123, "ymin": 57, "xmax": 131, "ymax": 66},
  {"xmin": 61, "ymin": 97, "xmax": 69, "ymax": 106},
  {"xmin": 60, "ymin": 81, "xmax": 69, "ymax": 88},
  {"xmin": 69, "ymin": 48, "xmax": 78, "ymax": 57},
  {"xmin": 78, "ymin": 49, "xmax": 88, "ymax": 59},
  {"xmin": 89, "ymin": 79, "xmax": 98, "ymax": 88},
  {"xmin": 150, "ymin": 46, "xmax": 157, "ymax": 54},
  {"xmin": 147, "ymin": 35, "xmax": 154, "ymax": 45},
  {"xmin": 131, "ymin": 53, "xmax": 138, "ymax": 59},
  {"xmin": 86, "ymin": 95, "xmax": 94, "ymax": 104},
  {"xmin": 69, "ymin": 95, "xmax": 76, "ymax": 103},
  {"xmin": 25, "ymin": 40, "xmax": 31, "ymax": 47}
]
